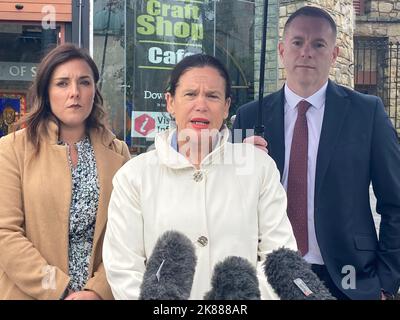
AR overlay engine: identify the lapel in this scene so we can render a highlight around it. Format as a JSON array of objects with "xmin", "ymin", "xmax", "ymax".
[
  {"xmin": 264, "ymin": 87, "xmax": 286, "ymax": 177},
  {"xmin": 36, "ymin": 120, "xmax": 71, "ymax": 269},
  {"xmin": 40, "ymin": 122, "xmax": 126, "ymax": 271},
  {"xmin": 48, "ymin": 144, "xmax": 72, "ymax": 271},
  {"xmin": 315, "ymin": 80, "xmax": 350, "ymax": 200},
  {"xmin": 42, "ymin": 120, "xmax": 71, "ymax": 226},
  {"xmin": 89, "ymin": 129, "xmax": 126, "ymax": 251}
]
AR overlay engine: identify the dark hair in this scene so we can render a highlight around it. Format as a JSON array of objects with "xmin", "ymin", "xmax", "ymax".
[
  {"xmin": 284, "ymin": 6, "xmax": 337, "ymax": 39},
  {"xmin": 166, "ymin": 53, "xmax": 231, "ymax": 99},
  {"xmin": 19, "ymin": 43, "xmax": 106, "ymax": 153}
]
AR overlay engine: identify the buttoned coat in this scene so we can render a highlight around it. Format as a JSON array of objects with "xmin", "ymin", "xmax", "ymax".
[
  {"xmin": 0, "ymin": 120, "xmax": 130, "ymax": 299},
  {"xmin": 103, "ymin": 127, "xmax": 298, "ymax": 300}
]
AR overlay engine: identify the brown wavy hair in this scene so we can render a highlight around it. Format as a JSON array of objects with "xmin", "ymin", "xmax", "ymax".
[{"xmin": 17, "ymin": 43, "xmax": 107, "ymax": 153}]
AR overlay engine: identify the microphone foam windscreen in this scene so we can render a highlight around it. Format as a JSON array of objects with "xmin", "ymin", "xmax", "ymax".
[
  {"xmin": 139, "ymin": 230, "xmax": 197, "ymax": 300},
  {"xmin": 204, "ymin": 256, "xmax": 261, "ymax": 300},
  {"xmin": 264, "ymin": 248, "xmax": 336, "ymax": 300}
]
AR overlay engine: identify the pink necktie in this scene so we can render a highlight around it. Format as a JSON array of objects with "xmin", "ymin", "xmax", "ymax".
[{"xmin": 287, "ymin": 100, "xmax": 311, "ymax": 256}]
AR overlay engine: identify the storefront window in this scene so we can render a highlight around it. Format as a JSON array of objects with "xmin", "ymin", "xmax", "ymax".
[
  {"xmin": 93, "ymin": 0, "xmax": 126, "ymax": 141},
  {"xmin": 0, "ymin": 23, "xmax": 60, "ymax": 138},
  {"xmin": 94, "ymin": 0, "xmax": 256, "ymax": 155}
]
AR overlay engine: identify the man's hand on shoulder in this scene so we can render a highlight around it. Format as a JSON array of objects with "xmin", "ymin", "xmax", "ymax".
[{"xmin": 243, "ymin": 135, "xmax": 269, "ymax": 153}]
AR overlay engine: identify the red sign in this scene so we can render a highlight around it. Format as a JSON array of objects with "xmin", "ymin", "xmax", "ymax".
[{"xmin": 134, "ymin": 113, "xmax": 155, "ymax": 137}]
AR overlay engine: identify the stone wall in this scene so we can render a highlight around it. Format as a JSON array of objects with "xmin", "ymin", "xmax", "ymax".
[
  {"xmin": 356, "ymin": 0, "xmax": 400, "ymax": 132},
  {"xmin": 254, "ymin": 0, "xmax": 280, "ymax": 97},
  {"xmin": 365, "ymin": 0, "xmax": 400, "ymax": 21}
]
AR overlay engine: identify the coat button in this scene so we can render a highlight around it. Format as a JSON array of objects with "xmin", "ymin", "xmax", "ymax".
[
  {"xmin": 193, "ymin": 171, "xmax": 203, "ymax": 182},
  {"xmin": 197, "ymin": 236, "xmax": 208, "ymax": 247}
]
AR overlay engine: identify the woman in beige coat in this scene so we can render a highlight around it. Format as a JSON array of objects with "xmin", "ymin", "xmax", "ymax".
[{"xmin": 0, "ymin": 44, "xmax": 130, "ymax": 300}]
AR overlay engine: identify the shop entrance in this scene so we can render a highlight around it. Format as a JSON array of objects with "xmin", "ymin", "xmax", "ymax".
[{"xmin": 0, "ymin": 22, "xmax": 60, "ymax": 137}]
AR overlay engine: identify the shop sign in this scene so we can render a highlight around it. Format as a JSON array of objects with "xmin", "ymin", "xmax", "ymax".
[
  {"xmin": 131, "ymin": 111, "xmax": 172, "ymax": 138},
  {"xmin": 132, "ymin": 0, "xmax": 211, "ymax": 139},
  {"xmin": 0, "ymin": 62, "xmax": 37, "ymax": 82},
  {"xmin": 136, "ymin": 0, "xmax": 204, "ymax": 69}
]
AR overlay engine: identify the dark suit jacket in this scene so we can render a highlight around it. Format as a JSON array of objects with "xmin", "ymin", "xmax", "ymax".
[{"xmin": 233, "ymin": 80, "xmax": 400, "ymax": 299}]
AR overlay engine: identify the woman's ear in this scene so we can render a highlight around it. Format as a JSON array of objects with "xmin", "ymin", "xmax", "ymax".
[
  {"xmin": 165, "ymin": 92, "xmax": 174, "ymax": 116},
  {"xmin": 223, "ymin": 97, "xmax": 231, "ymax": 119}
]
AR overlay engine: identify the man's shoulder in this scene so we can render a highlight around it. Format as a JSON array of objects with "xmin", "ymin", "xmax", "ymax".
[
  {"xmin": 237, "ymin": 89, "xmax": 283, "ymax": 114},
  {"xmin": 329, "ymin": 81, "xmax": 381, "ymax": 105}
]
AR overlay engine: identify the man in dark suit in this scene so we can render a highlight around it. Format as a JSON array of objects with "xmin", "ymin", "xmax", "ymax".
[{"xmin": 233, "ymin": 6, "xmax": 400, "ymax": 300}]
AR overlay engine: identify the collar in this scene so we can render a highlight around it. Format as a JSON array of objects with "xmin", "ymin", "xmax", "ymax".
[
  {"xmin": 170, "ymin": 130, "xmax": 178, "ymax": 151},
  {"xmin": 284, "ymin": 81, "xmax": 328, "ymax": 113},
  {"xmin": 170, "ymin": 128, "xmax": 223, "ymax": 152},
  {"xmin": 156, "ymin": 125, "xmax": 230, "ymax": 169},
  {"xmin": 45, "ymin": 118, "xmax": 116, "ymax": 147},
  {"xmin": 58, "ymin": 135, "xmax": 90, "ymax": 146}
]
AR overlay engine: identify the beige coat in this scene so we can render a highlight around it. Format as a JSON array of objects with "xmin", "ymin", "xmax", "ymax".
[{"xmin": 0, "ymin": 121, "xmax": 130, "ymax": 299}]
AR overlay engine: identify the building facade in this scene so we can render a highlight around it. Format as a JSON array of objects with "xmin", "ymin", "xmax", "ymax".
[
  {"xmin": 353, "ymin": 0, "xmax": 400, "ymax": 136},
  {"xmin": 0, "ymin": 0, "xmax": 71, "ymax": 137},
  {"xmin": 1, "ymin": 1, "xmax": 399, "ymax": 148},
  {"xmin": 93, "ymin": 0, "xmax": 259, "ymax": 154},
  {"xmin": 0, "ymin": 0, "xmax": 92, "ymax": 137}
]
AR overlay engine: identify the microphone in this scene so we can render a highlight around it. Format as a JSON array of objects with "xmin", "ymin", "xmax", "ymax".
[
  {"xmin": 264, "ymin": 248, "xmax": 336, "ymax": 300},
  {"xmin": 204, "ymin": 256, "xmax": 261, "ymax": 300},
  {"xmin": 139, "ymin": 230, "xmax": 197, "ymax": 300}
]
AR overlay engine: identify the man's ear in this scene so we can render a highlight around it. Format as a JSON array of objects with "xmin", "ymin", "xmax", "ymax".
[
  {"xmin": 278, "ymin": 42, "xmax": 285, "ymax": 59},
  {"xmin": 332, "ymin": 45, "xmax": 339, "ymax": 64}
]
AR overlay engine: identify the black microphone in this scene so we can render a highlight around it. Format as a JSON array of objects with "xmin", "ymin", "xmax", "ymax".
[
  {"xmin": 264, "ymin": 248, "xmax": 336, "ymax": 300},
  {"xmin": 204, "ymin": 256, "xmax": 261, "ymax": 300},
  {"xmin": 139, "ymin": 230, "xmax": 197, "ymax": 300}
]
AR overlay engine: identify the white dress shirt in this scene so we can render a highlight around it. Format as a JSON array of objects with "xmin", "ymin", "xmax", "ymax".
[{"xmin": 282, "ymin": 82, "xmax": 328, "ymax": 265}]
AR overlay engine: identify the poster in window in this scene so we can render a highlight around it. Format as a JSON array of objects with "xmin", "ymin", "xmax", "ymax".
[
  {"xmin": 132, "ymin": 0, "xmax": 215, "ymax": 139},
  {"xmin": 0, "ymin": 93, "xmax": 26, "ymax": 138}
]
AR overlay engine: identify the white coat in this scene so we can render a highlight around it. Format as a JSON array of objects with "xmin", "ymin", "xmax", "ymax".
[{"xmin": 103, "ymin": 127, "xmax": 297, "ymax": 300}]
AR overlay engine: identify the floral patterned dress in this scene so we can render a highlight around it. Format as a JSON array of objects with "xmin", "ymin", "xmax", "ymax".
[{"xmin": 60, "ymin": 136, "xmax": 99, "ymax": 292}]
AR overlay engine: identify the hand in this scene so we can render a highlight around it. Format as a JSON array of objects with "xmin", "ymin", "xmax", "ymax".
[
  {"xmin": 64, "ymin": 290, "xmax": 102, "ymax": 300},
  {"xmin": 243, "ymin": 135, "xmax": 268, "ymax": 153},
  {"xmin": 381, "ymin": 290, "xmax": 395, "ymax": 300}
]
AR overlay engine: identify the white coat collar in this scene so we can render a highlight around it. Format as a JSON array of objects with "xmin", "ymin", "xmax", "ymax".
[{"xmin": 155, "ymin": 126, "xmax": 230, "ymax": 169}]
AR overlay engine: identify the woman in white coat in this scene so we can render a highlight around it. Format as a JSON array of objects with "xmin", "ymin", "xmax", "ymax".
[{"xmin": 103, "ymin": 54, "xmax": 297, "ymax": 300}]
